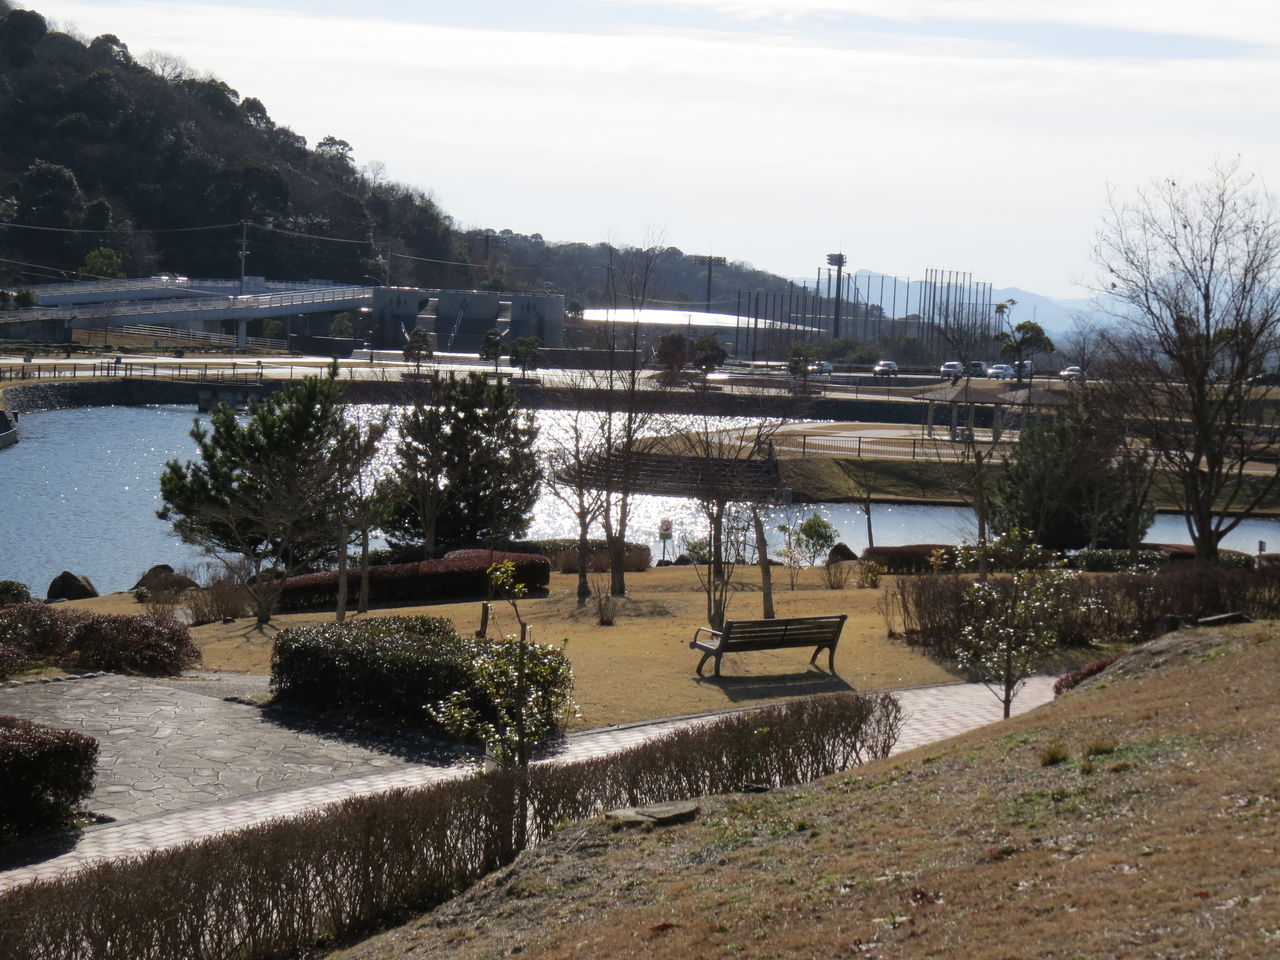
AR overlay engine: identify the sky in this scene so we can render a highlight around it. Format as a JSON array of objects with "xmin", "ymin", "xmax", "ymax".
[{"xmin": 24, "ymin": 0, "xmax": 1280, "ymax": 299}]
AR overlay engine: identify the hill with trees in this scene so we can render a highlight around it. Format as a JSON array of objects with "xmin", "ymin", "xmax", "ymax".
[{"xmin": 0, "ymin": 2, "xmax": 809, "ymax": 314}]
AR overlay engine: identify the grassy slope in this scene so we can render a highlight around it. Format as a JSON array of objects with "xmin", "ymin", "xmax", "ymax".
[{"xmin": 332, "ymin": 623, "xmax": 1279, "ymax": 960}]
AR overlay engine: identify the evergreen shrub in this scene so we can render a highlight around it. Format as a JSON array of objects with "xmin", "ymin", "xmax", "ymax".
[
  {"xmin": 0, "ymin": 715, "xmax": 99, "ymax": 840},
  {"xmin": 0, "ymin": 579, "xmax": 31, "ymax": 606},
  {"xmin": 270, "ymin": 616, "xmax": 573, "ymax": 738},
  {"xmin": 72, "ymin": 613, "xmax": 202, "ymax": 676},
  {"xmin": 0, "ymin": 605, "xmax": 198, "ymax": 678}
]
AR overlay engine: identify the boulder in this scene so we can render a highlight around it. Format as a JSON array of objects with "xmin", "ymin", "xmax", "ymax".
[
  {"xmin": 46, "ymin": 571, "xmax": 98, "ymax": 602},
  {"xmin": 131, "ymin": 564, "xmax": 198, "ymax": 595},
  {"xmin": 827, "ymin": 542, "xmax": 858, "ymax": 564}
]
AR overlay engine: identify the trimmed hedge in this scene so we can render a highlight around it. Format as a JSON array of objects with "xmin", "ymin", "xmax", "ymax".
[
  {"xmin": 0, "ymin": 691, "xmax": 902, "ymax": 960},
  {"xmin": 0, "ymin": 605, "xmax": 199, "ymax": 679},
  {"xmin": 270, "ymin": 616, "xmax": 572, "ymax": 738},
  {"xmin": 515, "ymin": 538, "xmax": 652, "ymax": 573},
  {"xmin": 860, "ymin": 544, "xmax": 954, "ymax": 573},
  {"xmin": 0, "ymin": 715, "xmax": 99, "ymax": 841},
  {"xmin": 276, "ymin": 551, "xmax": 551, "ymax": 612}
]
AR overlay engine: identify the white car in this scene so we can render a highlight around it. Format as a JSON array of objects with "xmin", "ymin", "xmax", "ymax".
[
  {"xmin": 872, "ymin": 360, "xmax": 898, "ymax": 377},
  {"xmin": 939, "ymin": 361, "xmax": 964, "ymax": 377},
  {"xmin": 1059, "ymin": 366, "xmax": 1085, "ymax": 382},
  {"xmin": 986, "ymin": 363, "xmax": 1015, "ymax": 379},
  {"xmin": 806, "ymin": 360, "xmax": 833, "ymax": 376}
]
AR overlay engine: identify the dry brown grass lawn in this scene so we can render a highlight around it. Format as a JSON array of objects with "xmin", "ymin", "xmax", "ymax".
[
  {"xmin": 331, "ymin": 622, "xmax": 1280, "ymax": 960},
  {"xmin": 70, "ymin": 566, "xmax": 957, "ymax": 731}
]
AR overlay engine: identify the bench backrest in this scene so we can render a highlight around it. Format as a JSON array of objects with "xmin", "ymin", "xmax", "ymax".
[{"xmin": 719, "ymin": 615, "xmax": 846, "ymax": 652}]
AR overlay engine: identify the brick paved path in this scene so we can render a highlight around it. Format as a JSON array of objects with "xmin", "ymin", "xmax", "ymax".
[{"xmin": 0, "ymin": 674, "xmax": 1056, "ymax": 892}]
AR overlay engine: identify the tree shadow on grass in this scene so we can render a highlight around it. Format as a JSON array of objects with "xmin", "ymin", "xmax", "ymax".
[{"xmin": 695, "ymin": 668, "xmax": 855, "ymax": 702}]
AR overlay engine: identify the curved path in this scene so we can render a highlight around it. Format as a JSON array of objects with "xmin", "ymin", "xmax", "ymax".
[{"xmin": 0, "ymin": 672, "xmax": 1056, "ymax": 892}]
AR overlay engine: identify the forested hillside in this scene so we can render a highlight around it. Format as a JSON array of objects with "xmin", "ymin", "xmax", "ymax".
[{"xmin": 0, "ymin": 2, "xmax": 802, "ymax": 311}]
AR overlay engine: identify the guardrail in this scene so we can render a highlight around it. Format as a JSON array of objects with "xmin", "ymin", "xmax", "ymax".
[
  {"xmin": 0, "ymin": 361, "xmax": 310, "ymax": 383},
  {"xmin": 776, "ymin": 432, "xmax": 1009, "ymax": 462}
]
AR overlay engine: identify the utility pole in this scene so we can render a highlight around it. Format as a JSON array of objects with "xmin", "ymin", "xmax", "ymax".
[
  {"xmin": 692, "ymin": 254, "xmax": 726, "ymax": 317},
  {"xmin": 237, "ymin": 222, "xmax": 249, "ymax": 295},
  {"xmin": 827, "ymin": 253, "xmax": 846, "ymax": 339}
]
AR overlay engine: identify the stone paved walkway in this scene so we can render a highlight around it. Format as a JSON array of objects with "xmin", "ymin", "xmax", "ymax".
[{"xmin": 0, "ymin": 674, "xmax": 1057, "ymax": 892}]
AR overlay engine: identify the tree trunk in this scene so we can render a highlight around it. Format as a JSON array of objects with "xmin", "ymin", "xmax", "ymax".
[
  {"xmin": 863, "ymin": 491, "xmax": 875, "ymax": 549},
  {"xmin": 576, "ymin": 511, "xmax": 591, "ymax": 608},
  {"xmin": 335, "ymin": 521, "xmax": 349, "ymax": 622},
  {"xmin": 358, "ymin": 527, "xmax": 371, "ymax": 614},
  {"xmin": 751, "ymin": 506, "xmax": 775, "ymax": 619}
]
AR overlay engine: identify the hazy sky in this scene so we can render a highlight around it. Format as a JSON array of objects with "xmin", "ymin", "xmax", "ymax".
[{"xmin": 27, "ymin": 0, "xmax": 1280, "ymax": 298}]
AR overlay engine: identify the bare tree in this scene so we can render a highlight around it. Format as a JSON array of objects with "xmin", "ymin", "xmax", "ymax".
[
  {"xmin": 597, "ymin": 234, "xmax": 667, "ymax": 596},
  {"xmin": 657, "ymin": 415, "xmax": 788, "ymax": 628},
  {"xmin": 1058, "ymin": 314, "xmax": 1105, "ymax": 375},
  {"xmin": 542, "ymin": 375, "xmax": 610, "ymax": 607},
  {"xmin": 1094, "ymin": 162, "xmax": 1280, "ymax": 559}
]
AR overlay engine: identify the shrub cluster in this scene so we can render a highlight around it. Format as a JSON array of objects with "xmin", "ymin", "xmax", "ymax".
[
  {"xmin": 0, "ymin": 691, "xmax": 901, "ymax": 960},
  {"xmin": 0, "ymin": 715, "xmax": 99, "ymax": 841},
  {"xmin": 0, "ymin": 604, "xmax": 199, "ymax": 679},
  {"xmin": 0, "ymin": 579, "xmax": 32, "ymax": 606},
  {"xmin": 270, "ymin": 616, "xmax": 572, "ymax": 739},
  {"xmin": 886, "ymin": 564, "xmax": 1280, "ymax": 658},
  {"xmin": 276, "ymin": 551, "xmax": 550, "ymax": 612}
]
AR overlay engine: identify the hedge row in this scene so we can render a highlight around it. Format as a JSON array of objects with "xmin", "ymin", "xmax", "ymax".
[
  {"xmin": 276, "ymin": 551, "xmax": 551, "ymax": 612},
  {"xmin": 513, "ymin": 538, "xmax": 653, "ymax": 573},
  {"xmin": 0, "ymin": 605, "xmax": 200, "ymax": 680},
  {"xmin": 0, "ymin": 691, "xmax": 902, "ymax": 960},
  {"xmin": 269, "ymin": 615, "xmax": 572, "ymax": 736},
  {"xmin": 886, "ymin": 564, "xmax": 1280, "ymax": 657},
  {"xmin": 0, "ymin": 715, "xmax": 99, "ymax": 841}
]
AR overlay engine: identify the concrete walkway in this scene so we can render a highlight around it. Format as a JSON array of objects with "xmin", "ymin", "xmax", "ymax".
[{"xmin": 0, "ymin": 673, "xmax": 1057, "ymax": 892}]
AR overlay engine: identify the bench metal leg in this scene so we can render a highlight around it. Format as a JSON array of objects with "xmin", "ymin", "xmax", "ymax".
[
  {"xmin": 808, "ymin": 645, "xmax": 837, "ymax": 673},
  {"xmin": 696, "ymin": 650, "xmax": 715, "ymax": 676}
]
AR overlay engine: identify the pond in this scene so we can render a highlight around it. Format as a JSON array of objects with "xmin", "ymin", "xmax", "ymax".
[{"xmin": 3, "ymin": 405, "xmax": 1278, "ymax": 594}]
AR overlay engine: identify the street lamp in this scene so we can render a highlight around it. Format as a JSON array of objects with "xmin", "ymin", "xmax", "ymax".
[
  {"xmin": 692, "ymin": 254, "xmax": 726, "ymax": 318},
  {"xmin": 827, "ymin": 253, "xmax": 846, "ymax": 339}
]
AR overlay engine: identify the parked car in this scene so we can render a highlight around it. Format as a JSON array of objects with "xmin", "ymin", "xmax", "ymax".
[
  {"xmin": 872, "ymin": 360, "xmax": 898, "ymax": 377},
  {"xmin": 968, "ymin": 360, "xmax": 987, "ymax": 376},
  {"xmin": 1014, "ymin": 359, "xmax": 1034, "ymax": 378},
  {"xmin": 986, "ymin": 363, "xmax": 1015, "ymax": 379},
  {"xmin": 1059, "ymin": 365, "xmax": 1085, "ymax": 382},
  {"xmin": 940, "ymin": 361, "xmax": 964, "ymax": 377}
]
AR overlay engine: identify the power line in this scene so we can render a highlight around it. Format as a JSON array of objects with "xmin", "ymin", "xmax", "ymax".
[{"xmin": 0, "ymin": 220, "xmax": 238, "ymax": 235}]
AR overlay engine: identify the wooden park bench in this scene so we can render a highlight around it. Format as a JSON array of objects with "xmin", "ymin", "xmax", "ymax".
[{"xmin": 690, "ymin": 614, "xmax": 847, "ymax": 677}]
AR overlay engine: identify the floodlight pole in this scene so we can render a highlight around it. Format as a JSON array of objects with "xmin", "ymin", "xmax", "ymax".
[
  {"xmin": 692, "ymin": 254, "xmax": 726, "ymax": 318},
  {"xmin": 827, "ymin": 253, "xmax": 846, "ymax": 339}
]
